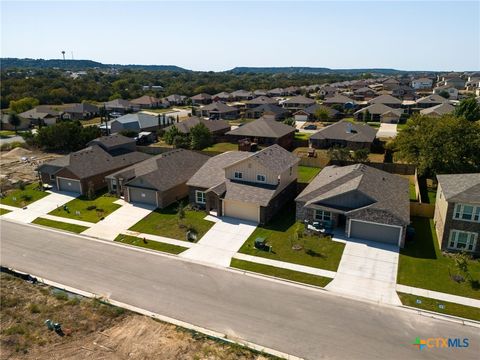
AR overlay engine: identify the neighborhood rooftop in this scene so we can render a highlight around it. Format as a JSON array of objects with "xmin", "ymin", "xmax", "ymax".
[{"xmin": 436, "ymin": 173, "xmax": 480, "ymax": 203}]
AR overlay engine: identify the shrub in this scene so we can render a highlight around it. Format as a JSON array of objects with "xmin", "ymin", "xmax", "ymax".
[
  {"xmin": 21, "ymin": 194, "xmax": 32, "ymax": 202},
  {"xmin": 53, "ymin": 290, "xmax": 68, "ymax": 301},
  {"xmin": 29, "ymin": 303, "xmax": 41, "ymax": 314},
  {"xmin": 86, "ymin": 205, "xmax": 97, "ymax": 211}
]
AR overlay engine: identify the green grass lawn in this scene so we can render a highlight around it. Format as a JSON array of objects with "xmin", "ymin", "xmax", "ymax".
[
  {"xmin": 0, "ymin": 183, "xmax": 49, "ymax": 208},
  {"xmin": 398, "ymin": 293, "xmax": 480, "ymax": 322},
  {"xmin": 426, "ymin": 189, "xmax": 437, "ymax": 204},
  {"xmin": 298, "ymin": 166, "xmax": 321, "ymax": 183},
  {"xmin": 48, "ymin": 193, "xmax": 121, "ymax": 223},
  {"xmin": 409, "ymin": 183, "xmax": 418, "ymax": 201},
  {"xmin": 396, "ymin": 123, "xmax": 408, "ymax": 131},
  {"xmin": 0, "ymin": 208, "xmax": 11, "ymax": 215},
  {"xmin": 397, "ymin": 217, "xmax": 480, "ymax": 299},
  {"xmin": 231, "ymin": 259, "xmax": 332, "ymax": 287},
  {"xmin": 114, "ymin": 234, "xmax": 188, "ymax": 254},
  {"xmin": 129, "ymin": 202, "xmax": 214, "ymax": 241},
  {"xmin": 0, "ymin": 130, "xmax": 16, "ymax": 138},
  {"xmin": 239, "ymin": 205, "xmax": 345, "ymax": 271},
  {"xmin": 203, "ymin": 142, "xmax": 238, "ymax": 152},
  {"xmin": 294, "ymin": 132, "xmax": 311, "ymax": 141},
  {"xmin": 32, "ymin": 217, "xmax": 89, "ymax": 234}
]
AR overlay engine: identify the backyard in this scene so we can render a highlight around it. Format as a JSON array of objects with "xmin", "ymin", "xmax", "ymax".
[
  {"xmin": 397, "ymin": 217, "xmax": 480, "ymax": 299},
  {"xmin": 203, "ymin": 142, "xmax": 237, "ymax": 152},
  {"xmin": 48, "ymin": 192, "xmax": 121, "ymax": 223},
  {"xmin": 114, "ymin": 234, "xmax": 188, "ymax": 254},
  {"xmin": 238, "ymin": 205, "xmax": 345, "ymax": 271},
  {"xmin": 297, "ymin": 165, "xmax": 321, "ymax": 183},
  {"xmin": 0, "ymin": 183, "xmax": 49, "ymax": 207},
  {"xmin": 129, "ymin": 202, "xmax": 215, "ymax": 241}
]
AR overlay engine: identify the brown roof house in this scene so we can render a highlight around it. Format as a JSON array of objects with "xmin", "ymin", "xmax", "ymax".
[
  {"xmin": 19, "ymin": 106, "xmax": 63, "ymax": 126},
  {"xmin": 354, "ymin": 103, "xmax": 403, "ymax": 123},
  {"xmin": 105, "ymin": 149, "xmax": 210, "ymax": 208},
  {"xmin": 434, "ymin": 173, "xmax": 480, "ymax": 255},
  {"xmin": 230, "ymin": 90, "xmax": 254, "ymax": 101},
  {"xmin": 131, "ymin": 95, "xmax": 168, "ymax": 109},
  {"xmin": 419, "ymin": 103, "xmax": 455, "ymax": 117},
  {"xmin": 368, "ymin": 94, "xmax": 403, "ymax": 108},
  {"xmin": 244, "ymin": 104, "xmax": 288, "ymax": 120},
  {"xmin": 293, "ymin": 104, "xmax": 340, "ymax": 122},
  {"xmin": 199, "ymin": 102, "xmax": 239, "ymax": 120},
  {"xmin": 164, "ymin": 116, "xmax": 230, "ymax": 139},
  {"xmin": 296, "ymin": 164, "xmax": 410, "ymax": 246},
  {"xmin": 226, "ymin": 117, "xmax": 296, "ymax": 149},
  {"xmin": 61, "ymin": 102, "xmax": 99, "ymax": 120},
  {"xmin": 103, "ymin": 99, "xmax": 140, "ymax": 114},
  {"xmin": 36, "ymin": 135, "xmax": 150, "ymax": 195},
  {"xmin": 282, "ymin": 95, "xmax": 316, "ymax": 111},
  {"xmin": 245, "ymin": 96, "xmax": 278, "ymax": 109},
  {"xmin": 190, "ymin": 93, "xmax": 212, "ymax": 105},
  {"xmin": 309, "ymin": 121, "xmax": 377, "ymax": 150},
  {"xmin": 212, "ymin": 92, "xmax": 232, "ymax": 102},
  {"xmin": 187, "ymin": 145, "xmax": 299, "ymax": 224}
]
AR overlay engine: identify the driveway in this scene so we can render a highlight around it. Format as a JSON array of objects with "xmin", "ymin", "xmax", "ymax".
[
  {"xmin": 326, "ymin": 236, "xmax": 401, "ymax": 305},
  {"xmin": 376, "ymin": 123, "xmax": 398, "ymax": 138},
  {"xmin": 81, "ymin": 200, "xmax": 155, "ymax": 240},
  {"xmin": 0, "ymin": 135, "xmax": 25, "ymax": 146},
  {"xmin": 180, "ymin": 216, "xmax": 257, "ymax": 267},
  {"xmin": 1, "ymin": 190, "xmax": 78, "ymax": 224}
]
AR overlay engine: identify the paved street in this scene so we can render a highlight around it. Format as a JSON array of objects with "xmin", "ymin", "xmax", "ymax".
[{"xmin": 1, "ymin": 220, "xmax": 478, "ymax": 360}]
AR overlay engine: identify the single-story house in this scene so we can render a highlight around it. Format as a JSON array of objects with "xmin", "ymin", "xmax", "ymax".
[
  {"xmin": 368, "ymin": 94, "xmax": 403, "ymax": 108},
  {"xmin": 199, "ymin": 102, "xmax": 239, "ymax": 120},
  {"xmin": 354, "ymin": 103, "xmax": 403, "ymax": 123},
  {"xmin": 293, "ymin": 104, "xmax": 340, "ymax": 121},
  {"xmin": 244, "ymin": 104, "xmax": 288, "ymax": 120},
  {"xmin": 391, "ymin": 85, "xmax": 416, "ymax": 100},
  {"xmin": 353, "ymin": 87, "xmax": 377, "ymax": 100},
  {"xmin": 230, "ymin": 90, "xmax": 254, "ymax": 101},
  {"xmin": 103, "ymin": 111, "xmax": 173, "ymax": 135},
  {"xmin": 318, "ymin": 85, "xmax": 338, "ymax": 98},
  {"xmin": 309, "ymin": 120, "xmax": 377, "ymax": 150},
  {"xmin": 267, "ymin": 88, "xmax": 286, "ymax": 97},
  {"xmin": 432, "ymin": 86, "xmax": 459, "ymax": 100},
  {"xmin": 382, "ymin": 78, "xmax": 401, "ymax": 91},
  {"xmin": 131, "ymin": 95, "xmax": 167, "ymax": 109},
  {"xmin": 323, "ymin": 94, "xmax": 356, "ymax": 108},
  {"xmin": 1, "ymin": 113, "xmax": 31, "ymax": 130},
  {"xmin": 296, "ymin": 164, "xmax": 410, "ymax": 246},
  {"xmin": 164, "ymin": 116, "xmax": 230, "ymax": 138},
  {"xmin": 187, "ymin": 144, "xmax": 299, "ymax": 224},
  {"xmin": 415, "ymin": 94, "xmax": 450, "ymax": 108},
  {"xmin": 163, "ymin": 94, "xmax": 187, "ymax": 106},
  {"xmin": 226, "ymin": 117, "xmax": 296, "ymax": 149},
  {"xmin": 106, "ymin": 149, "xmax": 210, "ymax": 208},
  {"xmin": 61, "ymin": 102, "xmax": 99, "ymax": 120},
  {"xmin": 350, "ymin": 80, "xmax": 369, "ymax": 91},
  {"xmin": 191, "ymin": 93, "xmax": 212, "ymax": 105},
  {"xmin": 284, "ymin": 86, "xmax": 301, "ymax": 95},
  {"xmin": 253, "ymin": 89, "xmax": 268, "ymax": 97},
  {"xmin": 419, "ymin": 103, "xmax": 455, "ymax": 117},
  {"xmin": 103, "ymin": 99, "xmax": 140, "ymax": 114},
  {"xmin": 245, "ymin": 96, "xmax": 279, "ymax": 109},
  {"xmin": 87, "ymin": 134, "xmax": 137, "ymax": 154},
  {"xmin": 19, "ymin": 106, "xmax": 63, "ymax": 126},
  {"xmin": 282, "ymin": 95, "xmax": 316, "ymax": 111},
  {"xmin": 213, "ymin": 92, "xmax": 232, "ymax": 102},
  {"xmin": 434, "ymin": 173, "xmax": 480, "ymax": 255}
]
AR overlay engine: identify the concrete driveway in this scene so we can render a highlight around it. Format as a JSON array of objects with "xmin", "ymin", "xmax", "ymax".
[
  {"xmin": 1, "ymin": 190, "xmax": 78, "ymax": 224},
  {"xmin": 376, "ymin": 123, "xmax": 398, "ymax": 138},
  {"xmin": 81, "ymin": 200, "xmax": 155, "ymax": 240},
  {"xmin": 326, "ymin": 236, "xmax": 401, "ymax": 305},
  {"xmin": 180, "ymin": 216, "xmax": 257, "ymax": 267}
]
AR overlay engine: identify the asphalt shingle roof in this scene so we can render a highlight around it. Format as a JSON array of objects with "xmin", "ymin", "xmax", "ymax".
[
  {"xmin": 436, "ymin": 173, "xmax": 480, "ymax": 204},
  {"xmin": 164, "ymin": 116, "xmax": 230, "ymax": 134},
  {"xmin": 420, "ymin": 103, "xmax": 455, "ymax": 116},
  {"xmin": 368, "ymin": 94, "xmax": 402, "ymax": 105},
  {"xmin": 226, "ymin": 117, "xmax": 295, "ymax": 138},
  {"xmin": 283, "ymin": 95, "xmax": 316, "ymax": 105},
  {"xmin": 310, "ymin": 120, "xmax": 377, "ymax": 143},
  {"xmin": 200, "ymin": 102, "xmax": 238, "ymax": 113}
]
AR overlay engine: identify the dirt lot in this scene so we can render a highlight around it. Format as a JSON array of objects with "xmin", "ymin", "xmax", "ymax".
[
  {"xmin": 0, "ymin": 148, "xmax": 62, "ymax": 188},
  {"xmin": 0, "ymin": 272, "xmax": 272, "ymax": 360}
]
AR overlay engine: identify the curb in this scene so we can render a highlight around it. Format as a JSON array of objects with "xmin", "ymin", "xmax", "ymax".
[
  {"xmin": 3, "ymin": 267, "xmax": 303, "ymax": 360},
  {"xmin": 400, "ymin": 305, "xmax": 480, "ymax": 329}
]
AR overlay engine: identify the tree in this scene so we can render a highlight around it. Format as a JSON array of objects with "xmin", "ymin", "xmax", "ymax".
[
  {"xmin": 393, "ymin": 114, "xmax": 480, "ymax": 177},
  {"xmin": 9, "ymin": 97, "xmax": 39, "ymax": 114},
  {"xmin": 351, "ymin": 148, "xmax": 370, "ymax": 163},
  {"xmin": 315, "ymin": 107, "xmax": 330, "ymax": 121},
  {"xmin": 327, "ymin": 146, "xmax": 351, "ymax": 163},
  {"xmin": 35, "ymin": 121, "xmax": 100, "ymax": 151},
  {"xmin": 164, "ymin": 125, "xmax": 191, "ymax": 149},
  {"xmin": 190, "ymin": 123, "xmax": 212, "ymax": 150},
  {"xmin": 119, "ymin": 129, "xmax": 138, "ymax": 138},
  {"xmin": 163, "ymin": 125, "xmax": 181, "ymax": 145},
  {"xmin": 283, "ymin": 118, "xmax": 295, "ymax": 126},
  {"xmin": 8, "ymin": 112, "xmax": 21, "ymax": 134},
  {"xmin": 438, "ymin": 90, "xmax": 450, "ymax": 99},
  {"xmin": 455, "ymin": 96, "xmax": 480, "ymax": 122},
  {"xmin": 363, "ymin": 110, "xmax": 371, "ymax": 123},
  {"xmin": 176, "ymin": 201, "xmax": 186, "ymax": 228}
]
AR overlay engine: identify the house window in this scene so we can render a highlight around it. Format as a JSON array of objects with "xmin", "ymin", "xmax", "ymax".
[
  {"xmin": 448, "ymin": 230, "xmax": 478, "ymax": 252},
  {"xmin": 234, "ymin": 171, "xmax": 243, "ymax": 179},
  {"xmin": 50, "ymin": 174, "xmax": 55, "ymax": 181},
  {"xmin": 257, "ymin": 174, "xmax": 266, "ymax": 182},
  {"xmin": 453, "ymin": 204, "xmax": 480, "ymax": 222},
  {"xmin": 195, "ymin": 190, "xmax": 206, "ymax": 204},
  {"xmin": 314, "ymin": 210, "xmax": 331, "ymax": 221}
]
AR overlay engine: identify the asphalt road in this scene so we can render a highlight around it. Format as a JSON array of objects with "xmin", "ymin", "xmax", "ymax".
[{"xmin": 1, "ymin": 220, "xmax": 479, "ymax": 360}]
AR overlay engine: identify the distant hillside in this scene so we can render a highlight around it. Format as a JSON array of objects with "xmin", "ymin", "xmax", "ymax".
[
  {"xmin": 229, "ymin": 66, "xmax": 416, "ymax": 75},
  {"xmin": 0, "ymin": 58, "xmax": 188, "ymax": 72}
]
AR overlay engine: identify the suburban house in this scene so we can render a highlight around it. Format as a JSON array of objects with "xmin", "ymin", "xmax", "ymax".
[
  {"xmin": 434, "ymin": 173, "xmax": 480, "ymax": 255},
  {"xmin": 368, "ymin": 94, "xmax": 403, "ymax": 108},
  {"xmin": 439, "ymin": 77, "xmax": 466, "ymax": 90},
  {"xmin": 191, "ymin": 93, "xmax": 212, "ymax": 105},
  {"xmin": 1, "ymin": 113, "xmax": 31, "ymax": 130},
  {"xmin": 163, "ymin": 94, "xmax": 187, "ymax": 105},
  {"xmin": 244, "ymin": 104, "xmax": 288, "ymax": 120},
  {"xmin": 131, "ymin": 95, "xmax": 167, "ymax": 109},
  {"xmin": 411, "ymin": 78, "xmax": 433, "ymax": 90},
  {"xmin": 226, "ymin": 117, "xmax": 296, "ymax": 149},
  {"xmin": 103, "ymin": 111, "xmax": 173, "ymax": 135},
  {"xmin": 295, "ymin": 164, "xmax": 410, "ymax": 246},
  {"xmin": 19, "ymin": 106, "xmax": 63, "ymax": 126},
  {"xmin": 213, "ymin": 92, "xmax": 232, "ymax": 102},
  {"xmin": 253, "ymin": 89, "xmax": 268, "ymax": 96},
  {"xmin": 419, "ymin": 103, "xmax": 455, "ymax": 117},
  {"xmin": 37, "ymin": 135, "xmax": 150, "ymax": 195},
  {"xmin": 199, "ymin": 102, "xmax": 239, "ymax": 120},
  {"xmin": 245, "ymin": 96, "xmax": 278, "ymax": 109},
  {"xmin": 267, "ymin": 88, "xmax": 286, "ymax": 97},
  {"xmin": 323, "ymin": 94, "xmax": 356, "ymax": 108},
  {"xmin": 415, "ymin": 94, "xmax": 449, "ymax": 108},
  {"xmin": 293, "ymin": 104, "xmax": 340, "ymax": 121},
  {"xmin": 61, "ymin": 102, "xmax": 99, "ymax": 120},
  {"xmin": 230, "ymin": 90, "xmax": 254, "ymax": 101},
  {"xmin": 350, "ymin": 80, "xmax": 369, "ymax": 91},
  {"xmin": 187, "ymin": 145, "xmax": 299, "ymax": 224},
  {"xmin": 103, "ymin": 99, "xmax": 139, "ymax": 114},
  {"xmin": 391, "ymin": 85, "xmax": 416, "ymax": 100},
  {"xmin": 164, "ymin": 116, "xmax": 230, "ymax": 139},
  {"xmin": 105, "ymin": 149, "xmax": 209, "ymax": 208},
  {"xmin": 309, "ymin": 121, "xmax": 377, "ymax": 150},
  {"xmin": 284, "ymin": 86, "xmax": 301, "ymax": 95},
  {"xmin": 382, "ymin": 78, "xmax": 400, "ymax": 91},
  {"xmin": 282, "ymin": 95, "xmax": 316, "ymax": 111},
  {"xmin": 354, "ymin": 103, "xmax": 403, "ymax": 123},
  {"xmin": 433, "ymin": 86, "xmax": 459, "ymax": 100},
  {"xmin": 318, "ymin": 85, "xmax": 338, "ymax": 98},
  {"xmin": 353, "ymin": 87, "xmax": 377, "ymax": 100}
]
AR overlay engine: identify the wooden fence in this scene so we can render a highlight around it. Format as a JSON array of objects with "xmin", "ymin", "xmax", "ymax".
[{"xmin": 410, "ymin": 202, "xmax": 435, "ymax": 218}]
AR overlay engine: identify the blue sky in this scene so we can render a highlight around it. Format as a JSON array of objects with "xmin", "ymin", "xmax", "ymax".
[{"xmin": 1, "ymin": 1, "xmax": 479, "ymax": 71}]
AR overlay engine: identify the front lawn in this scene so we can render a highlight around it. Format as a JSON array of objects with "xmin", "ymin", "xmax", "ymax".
[
  {"xmin": 298, "ymin": 166, "xmax": 321, "ymax": 183},
  {"xmin": 231, "ymin": 259, "xmax": 332, "ymax": 287},
  {"xmin": 48, "ymin": 192, "xmax": 121, "ymax": 223},
  {"xmin": 238, "ymin": 205, "xmax": 345, "ymax": 271},
  {"xmin": 0, "ymin": 208, "xmax": 11, "ymax": 215},
  {"xmin": 398, "ymin": 293, "xmax": 480, "ymax": 322},
  {"xmin": 129, "ymin": 202, "xmax": 214, "ymax": 241},
  {"xmin": 32, "ymin": 217, "xmax": 89, "ymax": 234},
  {"xmin": 397, "ymin": 217, "xmax": 480, "ymax": 299},
  {"xmin": 114, "ymin": 234, "xmax": 188, "ymax": 254},
  {"xmin": 0, "ymin": 183, "xmax": 49, "ymax": 208},
  {"xmin": 203, "ymin": 142, "xmax": 237, "ymax": 152}
]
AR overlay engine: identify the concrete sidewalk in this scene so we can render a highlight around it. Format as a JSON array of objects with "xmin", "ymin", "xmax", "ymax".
[
  {"xmin": 0, "ymin": 204, "xmax": 19, "ymax": 211},
  {"xmin": 397, "ymin": 284, "xmax": 480, "ymax": 308},
  {"xmin": 233, "ymin": 253, "xmax": 336, "ymax": 279},
  {"xmin": 40, "ymin": 214, "xmax": 95, "ymax": 228}
]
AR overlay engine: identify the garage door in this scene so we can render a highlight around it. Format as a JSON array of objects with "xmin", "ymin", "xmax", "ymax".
[
  {"xmin": 57, "ymin": 178, "xmax": 81, "ymax": 194},
  {"xmin": 128, "ymin": 187, "xmax": 157, "ymax": 206},
  {"xmin": 349, "ymin": 220, "xmax": 400, "ymax": 245},
  {"xmin": 223, "ymin": 199, "xmax": 259, "ymax": 223}
]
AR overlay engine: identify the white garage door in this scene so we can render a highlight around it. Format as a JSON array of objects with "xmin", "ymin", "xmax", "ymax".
[
  {"xmin": 223, "ymin": 199, "xmax": 259, "ymax": 223},
  {"xmin": 128, "ymin": 187, "xmax": 157, "ymax": 206},
  {"xmin": 57, "ymin": 177, "xmax": 81, "ymax": 194},
  {"xmin": 350, "ymin": 220, "xmax": 401, "ymax": 245}
]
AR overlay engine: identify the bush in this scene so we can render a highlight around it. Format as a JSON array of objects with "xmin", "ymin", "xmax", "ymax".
[
  {"xmin": 53, "ymin": 290, "xmax": 68, "ymax": 301},
  {"xmin": 21, "ymin": 194, "xmax": 32, "ymax": 202},
  {"xmin": 17, "ymin": 181, "xmax": 26, "ymax": 191},
  {"xmin": 86, "ymin": 205, "xmax": 97, "ymax": 211},
  {"xmin": 29, "ymin": 303, "xmax": 41, "ymax": 314}
]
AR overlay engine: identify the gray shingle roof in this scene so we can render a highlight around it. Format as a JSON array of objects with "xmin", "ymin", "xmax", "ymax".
[
  {"xmin": 436, "ymin": 173, "xmax": 480, "ymax": 204},
  {"xmin": 200, "ymin": 102, "xmax": 238, "ymax": 113},
  {"xmin": 130, "ymin": 95, "xmax": 160, "ymax": 106},
  {"xmin": 296, "ymin": 164, "xmax": 410, "ymax": 225},
  {"xmin": 164, "ymin": 116, "xmax": 230, "ymax": 134},
  {"xmin": 226, "ymin": 117, "xmax": 295, "ymax": 138},
  {"xmin": 420, "ymin": 103, "xmax": 455, "ymax": 116},
  {"xmin": 191, "ymin": 93, "xmax": 212, "ymax": 101},
  {"xmin": 19, "ymin": 106, "xmax": 62, "ymax": 119},
  {"xmin": 416, "ymin": 94, "xmax": 449, "ymax": 105},
  {"xmin": 302, "ymin": 104, "xmax": 339, "ymax": 116},
  {"xmin": 245, "ymin": 104, "xmax": 288, "ymax": 116},
  {"xmin": 87, "ymin": 134, "xmax": 135, "ymax": 149},
  {"xmin": 310, "ymin": 120, "xmax": 377, "ymax": 143},
  {"xmin": 62, "ymin": 102, "xmax": 99, "ymax": 114},
  {"xmin": 354, "ymin": 103, "xmax": 403, "ymax": 116},
  {"xmin": 103, "ymin": 99, "xmax": 134, "ymax": 109},
  {"xmin": 368, "ymin": 94, "xmax": 402, "ymax": 105},
  {"xmin": 245, "ymin": 96, "xmax": 278, "ymax": 105},
  {"xmin": 323, "ymin": 94, "xmax": 355, "ymax": 105},
  {"xmin": 108, "ymin": 112, "xmax": 160, "ymax": 130},
  {"xmin": 283, "ymin": 95, "xmax": 316, "ymax": 105}
]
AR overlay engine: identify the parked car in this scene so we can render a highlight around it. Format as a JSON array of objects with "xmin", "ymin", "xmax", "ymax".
[{"xmin": 304, "ymin": 124, "xmax": 317, "ymax": 130}]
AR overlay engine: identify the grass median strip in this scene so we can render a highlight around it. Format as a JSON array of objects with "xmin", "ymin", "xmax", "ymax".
[
  {"xmin": 114, "ymin": 234, "xmax": 188, "ymax": 255},
  {"xmin": 231, "ymin": 258, "xmax": 332, "ymax": 288},
  {"xmin": 32, "ymin": 217, "xmax": 89, "ymax": 233},
  {"xmin": 0, "ymin": 208, "xmax": 11, "ymax": 215},
  {"xmin": 398, "ymin": 292, "xmax": 480, "ymax": 322}
]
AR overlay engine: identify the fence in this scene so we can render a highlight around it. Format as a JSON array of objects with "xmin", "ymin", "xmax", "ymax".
[
  {"xmin": 136, "ymin": 146, "xmax": 173, "ymax": 155},
  {"xmin": 410, "ymin": 202, "xmax": 435, "ymax": 218},
  {"xmin": 299, "ymin": 156, "xmax": 329, "ymax": 168},
  {"xmin": 329, "ymin": 160, "xmax": 416, "ymax": 175}
]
